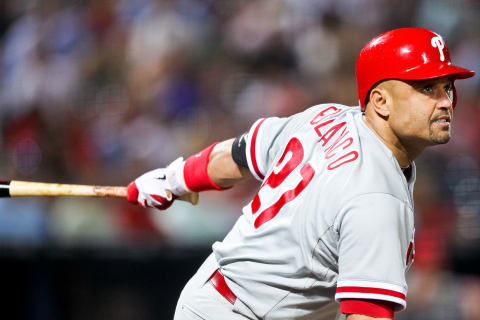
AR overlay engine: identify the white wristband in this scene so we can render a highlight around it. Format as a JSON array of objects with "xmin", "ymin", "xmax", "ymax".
[{"xmin": 166, "ymin": 157, "xmax": 191, "ymax": 196}]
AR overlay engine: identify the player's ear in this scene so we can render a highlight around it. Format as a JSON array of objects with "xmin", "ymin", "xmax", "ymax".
[{"xmin": 368, "ymin": 83, "xmax": 391, "ymax": 118}]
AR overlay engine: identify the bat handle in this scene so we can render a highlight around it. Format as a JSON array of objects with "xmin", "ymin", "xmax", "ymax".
[
  {"xmin": 93, "ymin": 186, "xmax": 127, "ymax": 197},
  {"xmin": 94, "ymin": 186, "xmax": 198, "ymax": 205},
  {"xmin": 111, "ymin": 186, "xmax": 198, "ymax": 205}
]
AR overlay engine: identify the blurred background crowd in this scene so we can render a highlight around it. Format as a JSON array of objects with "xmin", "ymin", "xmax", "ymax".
[{"xmin": 0, "ymin": 0, "xmax": 479, "ymax": 319}]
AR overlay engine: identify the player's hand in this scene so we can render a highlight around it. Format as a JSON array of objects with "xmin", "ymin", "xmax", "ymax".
[
  {"xmin": 126, "ymin": 158, "xmax": 200, "ymax": 210},
  {"xmin": 126, "ymin": 168, "xmax": 176, "ymax": 210}
]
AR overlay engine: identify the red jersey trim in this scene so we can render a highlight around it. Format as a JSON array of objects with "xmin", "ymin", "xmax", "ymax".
[
  {"xmin": 336, "ymin": 286, "xmax": 406, "ymax": 300},
  {"xmin": 249, "ymin": 118, "xmax": 267, "ymax": 180},
  {"xmin": 335, "ymin": 281, "xmax": 407, "ymax": 311},
  {"xmin": 340, "ymin": 299, "xmax": 394, "ymax": 318}
]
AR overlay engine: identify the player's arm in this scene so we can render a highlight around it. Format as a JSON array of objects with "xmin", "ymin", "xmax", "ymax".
[
  {"xmin": 335, "ymin": 194, "xmax": 411, "ymax": 319},
  {"xmin": 126, "ymin": 135, "xmax": 253, "ymax": 210},
  {"xmin": 207, "ymin": 138, "xmax": 252, "ymax": 188},
  {"xmin": 341, "ymin": 299, "xmax": 395, "ymax": 319}
]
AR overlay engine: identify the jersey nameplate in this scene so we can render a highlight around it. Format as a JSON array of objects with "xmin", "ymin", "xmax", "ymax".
[{"xmin": 309, "ymin": 106, "xmax": 359, "ymax": 170}]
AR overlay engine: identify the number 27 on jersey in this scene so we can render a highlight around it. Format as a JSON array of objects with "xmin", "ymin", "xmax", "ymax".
[{"xmin": 251, "ymin": 138, "xmax": 315, "ymax": 229}]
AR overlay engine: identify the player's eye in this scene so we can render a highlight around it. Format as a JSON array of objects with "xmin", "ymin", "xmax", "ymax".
[{"xmin": 421, "ymin": 84, "xmax": 433, "ymax": 94}]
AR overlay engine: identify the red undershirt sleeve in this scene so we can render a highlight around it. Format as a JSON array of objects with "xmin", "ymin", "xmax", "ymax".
[{"xmin": 340, "ymin": 299, "xmax": 394, "ymax": 318}]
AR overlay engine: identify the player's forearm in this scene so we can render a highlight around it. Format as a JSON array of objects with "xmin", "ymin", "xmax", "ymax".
[
  {"xmin": 207, "ymin": 139, "xmax": 252, "ymax": 188},
  {"xmin": 347, "ymin": 314, "xmax": 392, "ymax": 320}
]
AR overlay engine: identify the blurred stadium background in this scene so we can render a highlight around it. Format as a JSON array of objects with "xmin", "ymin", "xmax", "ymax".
[{"xmin": 0, "ymin": 0, "xmax": 479, "ymax": 319}]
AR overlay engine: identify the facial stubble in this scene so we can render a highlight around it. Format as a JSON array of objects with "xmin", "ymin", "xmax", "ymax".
[{"xmin": 429, "ymin": 121, "xmax": 451, "ymax": 145}]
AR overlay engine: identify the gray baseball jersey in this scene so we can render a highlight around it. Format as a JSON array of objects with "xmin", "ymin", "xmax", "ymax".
[{"xmin": 212, "ymin": 104, "xmax": 416, "ymax": 320}]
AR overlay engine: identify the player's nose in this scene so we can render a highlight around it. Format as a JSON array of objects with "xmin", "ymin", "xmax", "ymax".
[{"xmin": 436, "ymin": 88, "xmax": 453, "ymax": 111}]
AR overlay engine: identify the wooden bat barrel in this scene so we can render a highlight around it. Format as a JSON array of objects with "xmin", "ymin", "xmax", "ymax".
[{"xmin": 0, "ymin": 180, "xmax": 127, "ymax": 198}]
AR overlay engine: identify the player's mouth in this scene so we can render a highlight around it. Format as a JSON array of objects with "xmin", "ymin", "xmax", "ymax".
[{"xmin": 432, "ymin": 115, "xmax": 451, "ymax": 128}]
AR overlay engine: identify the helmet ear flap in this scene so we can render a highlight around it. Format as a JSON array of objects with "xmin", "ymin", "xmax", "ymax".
[{"xmin": 452, "ymin": 83, "xmax": 457, "ymax": 109}]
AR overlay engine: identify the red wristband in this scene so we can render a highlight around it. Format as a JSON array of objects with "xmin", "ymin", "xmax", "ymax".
[
  {"xmin": 183, "ymin": 143, "xmax": 229, "ymax": 192},
  {"xmin": 340, "ymin": 299, "xmax": 395, "ymax": 318}
]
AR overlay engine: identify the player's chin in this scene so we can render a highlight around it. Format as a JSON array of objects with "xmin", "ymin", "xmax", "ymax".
[
  {"xmin": 430, "ymin": 131, "xmax": 451, "ymax": 145},
  {"xmin": 428, "ymin": 123, "xmax": 451, "ymax": 145}
]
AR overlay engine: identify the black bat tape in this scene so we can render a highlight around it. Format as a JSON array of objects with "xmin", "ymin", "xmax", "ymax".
[{"xmin": 0, "ymin": 181, "xmax": 11, "ymax": 197}]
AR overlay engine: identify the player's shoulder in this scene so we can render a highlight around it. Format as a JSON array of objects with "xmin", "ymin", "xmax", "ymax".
[
  {"xmin": 310, "ymin": 105, "xmax": 410, "ymax": 201},
  {"xmin": 280, "ymin": 103, "xmax": 360, "ymax": 137},
  {"xmin": 259, "ymin": 103, "xmax": 359, "ymax": 132},
  {"xmin": 300, "ymin": 103, "xmax": 360, "ymax": 120},
  {"xmin": 258, "ymin": 103, "xmax": 359, "ymax": 141},
  {"xmin": 338, "ymin": 144, "xmax": 412, "ymax": 206}
]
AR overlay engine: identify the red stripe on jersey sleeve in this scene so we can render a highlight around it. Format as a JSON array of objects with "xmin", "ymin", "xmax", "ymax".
[
  {"xmin": 340, "ymin": 299, "xmax": 394, "ymax": 318},
  {"xmin": 249, "ymin": 118, "xmax": 267, "ymax": 180},
  {"xmin": 336, "ymin": 286, "xmax": 406, "ymax": 300}
]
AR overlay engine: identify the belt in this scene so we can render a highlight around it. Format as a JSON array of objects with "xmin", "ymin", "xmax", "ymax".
[{"xmin": 209, "ymin": 269, "xmax": 237, "ymax": 304}]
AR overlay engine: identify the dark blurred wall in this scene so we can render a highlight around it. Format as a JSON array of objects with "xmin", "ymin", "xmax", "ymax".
[{"xmin": 2, "ymin": 246, "xmax": 211, "ymax": 320}]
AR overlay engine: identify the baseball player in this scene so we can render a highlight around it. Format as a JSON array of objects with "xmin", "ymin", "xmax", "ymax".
[{"xmin": 126, "ymin": 28, "xmax": 474, "ymax": 319}]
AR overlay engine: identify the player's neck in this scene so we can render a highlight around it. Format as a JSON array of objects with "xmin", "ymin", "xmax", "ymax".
[{"xmin": 362, "ymin": 115, "xmax": 421, "ymax": 167}]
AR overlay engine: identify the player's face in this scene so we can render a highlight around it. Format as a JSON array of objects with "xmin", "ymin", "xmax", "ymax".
[{"xmin": 387, "ymin": 77, "xmax": 454, "ymax": 147}]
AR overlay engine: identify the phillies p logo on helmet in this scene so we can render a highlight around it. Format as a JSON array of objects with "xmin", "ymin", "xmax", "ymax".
[{"xmin": 431, "ymin": 36, "xmax": 445, "ymax": 61}]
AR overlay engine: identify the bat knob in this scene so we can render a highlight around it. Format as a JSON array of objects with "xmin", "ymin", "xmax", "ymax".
[{"xmin": 177, "ymin": 192, "xmax": 199, "ymax": 206}]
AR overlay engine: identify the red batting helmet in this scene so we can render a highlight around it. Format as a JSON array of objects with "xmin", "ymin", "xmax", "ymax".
[{"xmin": 356, "ymin": 27, "xmax": 475, "ymax": 111}]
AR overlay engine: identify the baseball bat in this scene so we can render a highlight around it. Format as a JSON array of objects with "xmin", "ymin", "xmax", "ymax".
[{"xmin": 0, "ymin": 180, "xmax": 198, "ymax": 205}]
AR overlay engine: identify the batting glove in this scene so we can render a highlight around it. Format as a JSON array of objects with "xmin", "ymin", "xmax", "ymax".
[
  {"xmin": 126, "ymin": 168, "xmax": 176, "ymax": 210},
  {"xmin": 126, "ymin": 158, "xmax": 199, "ymax": 211}
]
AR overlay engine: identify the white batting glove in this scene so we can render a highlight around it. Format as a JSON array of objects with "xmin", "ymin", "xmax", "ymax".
[
  {"xmin": 126, "ymin": 168, "xmax": 176, "ymax": 210},
  {"xmin": 126, "ymin": 158, "xmax": 199, "ymax": 211}
]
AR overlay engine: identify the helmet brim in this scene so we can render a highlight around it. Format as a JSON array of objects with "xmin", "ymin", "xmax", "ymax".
[
  {"xmin": 362, "ymin": 64, "xmax": 475, "ymax": 108},
  {"xmin": 399, "ymin": 63, "xmax": 475, "ymax": 80}
]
